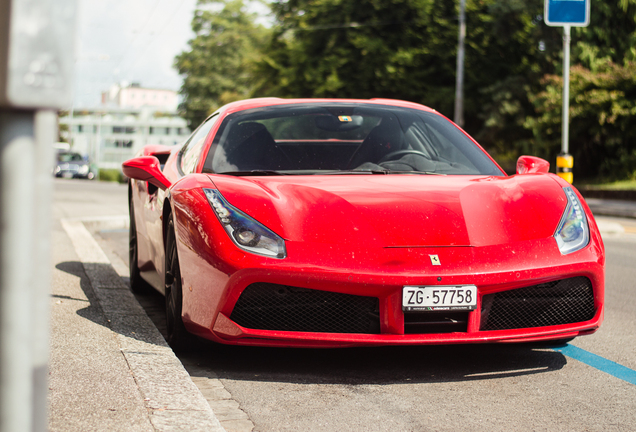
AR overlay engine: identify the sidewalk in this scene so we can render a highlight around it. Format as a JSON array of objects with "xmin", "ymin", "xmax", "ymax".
[
  {"xmin": 50, "ymin": 217, "xmax": 225, "ymax": 432},
  {"xmin": 583, "ymin": 197, "xmax": 636, "ymax": 236},
  {"xmin": 584, "ymin": 197, "xmax": 636, "ymax": 220},
  {"xmin": 49, "ymin": 178, "xmax": 226, "ymax": 432}
]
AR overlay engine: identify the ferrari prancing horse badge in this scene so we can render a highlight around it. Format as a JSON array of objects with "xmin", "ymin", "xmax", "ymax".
[{"xmin": 429, "ymin": 255, "xmax": 441, "ymax": 266}]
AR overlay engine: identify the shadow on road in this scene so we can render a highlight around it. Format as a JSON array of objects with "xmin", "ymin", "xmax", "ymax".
[
  {"xmin": 181, "ymin": 334, "xmax": 568, "ymax": 386},
  {"xmin": 55, "ymin": 261, "xmax": 110, "ymax": 327},
  {"xmin": 55, "ymin": 260, "xmax": 169, "ymax": 348},
  {"xmin": 54, "ymin": 260, "xmax": 569, "ymax": 386}
]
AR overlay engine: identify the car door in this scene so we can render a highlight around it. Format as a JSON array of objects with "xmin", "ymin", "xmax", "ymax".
[{"xmin": 139, "ymin": 115, "xmax": 220, "ymax": 289}]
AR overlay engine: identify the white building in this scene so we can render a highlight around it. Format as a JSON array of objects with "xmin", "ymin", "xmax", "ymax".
[
  {"xmin": 102, "ymin": 83, "xmax": 180, "ymax": 111},
  {"xmin": 59, "ymin": 107, "xmax": 190, "ymax": 169},
  {"xmin": 59, "ymin": 83, "xmax": 191, "ymax": 169}
]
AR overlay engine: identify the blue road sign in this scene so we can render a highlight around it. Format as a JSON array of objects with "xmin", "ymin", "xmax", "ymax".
[{"xmin": 545, "ymin": 0, "xmax": 590, "ymax": 27}]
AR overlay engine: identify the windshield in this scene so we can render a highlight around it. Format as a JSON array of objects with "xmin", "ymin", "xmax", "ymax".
[
  {"xmin": 202, "ymin": 103, "xmax": 504, "ymax": 176},
  {"xmin": 58, "ymin": 153, "xmax": 84, "ymax": 162}
]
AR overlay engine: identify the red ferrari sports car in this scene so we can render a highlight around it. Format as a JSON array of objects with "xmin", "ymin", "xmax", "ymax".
[{"xmin": 123, "ymin": 98, "xmax": 604, "ymax": 350}]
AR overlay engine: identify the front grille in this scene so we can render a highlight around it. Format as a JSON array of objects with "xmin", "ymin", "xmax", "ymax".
[
  {"xmin": 404, "ymin": 311, "xmax": 469, "ymax": 334},
  {"xmin": 59, "ymin": 163, "xmax": 79, "ymax": 172},
  {"xmin": 230, "ymin": 283, "xmax": 380, "ymax": 334},
  {"xmin": 480, "ymin": 277, "xmax": 595, "ymax": 331}
]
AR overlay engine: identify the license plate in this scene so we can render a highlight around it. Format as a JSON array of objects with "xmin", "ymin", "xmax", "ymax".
[
  {"xmin": 62, "ymin": 172, "xmax": 73, "ymax": 178},
  {"xmin": 402, "ymin": 285, "xmax": 477, "ymax": 312}
]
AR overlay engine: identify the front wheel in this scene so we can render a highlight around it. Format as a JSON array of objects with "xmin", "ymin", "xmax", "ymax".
[{"xmin": 165, "ymin": 214, "xmax": 195, "ymax": 351}]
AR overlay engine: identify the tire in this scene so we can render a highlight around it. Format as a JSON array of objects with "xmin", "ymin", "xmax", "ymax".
[
  {"xmin": 129, "ymin": 198, "xmax": 152, "ymax": 294},
  {"xmin": 165, "ymin": 215, "xmax": 195, "ymax": 351}
]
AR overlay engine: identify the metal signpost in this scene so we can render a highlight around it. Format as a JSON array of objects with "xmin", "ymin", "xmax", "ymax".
[
  {"xmin": 0, "ymin": 1, "xmax": 77, "ymax": 431},
  {"xmin": 545, "ymin": 0, "xmax": 590, "ymax": 184},
  {"xmin": 454, "ymin": 0, "xmax": 467, "ymax": 128}
]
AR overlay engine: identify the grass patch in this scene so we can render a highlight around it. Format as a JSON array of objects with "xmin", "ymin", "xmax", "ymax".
[
  {"xmin": 577, "ymin": 178, "xmax": 636, "ymax": 190},
  {"xmin": 98, "ymin": 169, "xmax": 127, "ymax": 183}
]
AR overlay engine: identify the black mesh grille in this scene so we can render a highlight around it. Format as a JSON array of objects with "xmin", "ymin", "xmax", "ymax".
[
  {"xmin": 404, "ymin": 311, "xmax": 469, "ymax": 334},
  {"xmin": 480, "ymin": 277, "xmax": 595, "ymax": 331},
  {"xmin": 230, "ymin": 283, "xmax": 381, "ymax": 334}
]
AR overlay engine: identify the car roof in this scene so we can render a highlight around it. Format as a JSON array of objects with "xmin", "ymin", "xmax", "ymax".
[{"xmin": 216, "ymin": 98, "xmax": 438, "ymax": 117}]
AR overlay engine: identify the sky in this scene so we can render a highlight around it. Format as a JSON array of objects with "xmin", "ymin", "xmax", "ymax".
[
  {"xmin": 73, "ymin": 0, "xmax": 198, "ymax": 108},
  {"xmin": 72, "ymin": 0, "xmax": 271, "ymax": 109}
]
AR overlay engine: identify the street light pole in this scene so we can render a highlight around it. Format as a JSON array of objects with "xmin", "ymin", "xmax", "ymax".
[{"xmin": 454, "ymin": 0, "xmax": 466, "ymax": 128}]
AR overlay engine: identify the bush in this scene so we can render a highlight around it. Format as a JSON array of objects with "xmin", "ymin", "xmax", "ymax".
[{"xmin": 98, "ymin": 169, "xmax": 127, "ymax": 183}]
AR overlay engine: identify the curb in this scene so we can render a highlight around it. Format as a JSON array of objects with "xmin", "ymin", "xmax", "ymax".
[
  {"xmin": 594, "ymin": 220, "xmax": 625, "ymax": 236},
  {"xmin": 583, "ymin": 197, "xmax": 636, "ymax": 220},
  {"xmin": 61, "ymin": 217, "xmax": 226, "ymax": 432}
]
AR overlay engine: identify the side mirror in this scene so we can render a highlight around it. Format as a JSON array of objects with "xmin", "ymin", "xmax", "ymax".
[
  {"xmin": 122, "ymin": 156, "xmax": 172, "ymax": 191},
  {"xmin": 516, "ymin": 155, "xmax": 550, "ymax": 175}
]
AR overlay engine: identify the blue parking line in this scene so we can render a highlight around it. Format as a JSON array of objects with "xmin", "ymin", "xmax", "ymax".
[{"xmin": 553, "ymin": 344, "xmax": 636, "ymax": 386}]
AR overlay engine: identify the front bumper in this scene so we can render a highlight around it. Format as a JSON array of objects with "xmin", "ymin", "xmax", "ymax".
[{"xmin": 178, "ymin": 234, "xmax": 605, "ymax": 348}]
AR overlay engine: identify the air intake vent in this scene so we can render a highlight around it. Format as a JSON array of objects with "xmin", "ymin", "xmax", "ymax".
[
  {"xmin": 480, "ymin": 277, "xmax": 595, "ymax": 331},
  {"xmin": 230, "ymin": 283, "xmax": 380, "ymax": 334}
]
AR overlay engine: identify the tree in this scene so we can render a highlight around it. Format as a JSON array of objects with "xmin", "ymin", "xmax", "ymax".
[
  {"xmin": 252, "ymin": 0, "xmax": 563, "ymax": 163},
  {"xmin": 467, "ymin": 0, "xmax": 563, "ymax": 171},
  {"xmin": 253, "ymin": 0, "xmax": 459, "ymax": 113},
  {"xmin": 521, "ymin": 0, "xmax": 636, "ymax": 179},
  {"xmin": 175, "ymin": 0, "xmax": 270, "ymax": 128},
  {"xmin": 175, "ymin": 0, "xmax": 636, "ymax": 180},
  {"xmin": 526, "ymin": 61, "xmax": 636, "ymax": 180}
]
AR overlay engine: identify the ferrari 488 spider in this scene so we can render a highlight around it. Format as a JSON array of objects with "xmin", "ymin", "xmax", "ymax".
[{"xmin": 123, "ymin": 98, "xmax": 604, "ymax": 350}]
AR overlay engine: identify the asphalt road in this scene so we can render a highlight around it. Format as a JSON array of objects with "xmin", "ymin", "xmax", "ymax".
[{"xmin": 56, "ymin": 178, "xmax": 636, "ymax": 432}]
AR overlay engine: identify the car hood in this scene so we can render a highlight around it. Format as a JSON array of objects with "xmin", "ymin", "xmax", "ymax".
[{"xmin": 209, "ymin": 174, "xmax": 567, "ymax": 247}]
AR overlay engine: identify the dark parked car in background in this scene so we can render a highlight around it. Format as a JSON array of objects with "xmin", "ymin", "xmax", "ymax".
[{"xmin": 55, "ymin": 152, "xmax": 97, "ymax": 180}]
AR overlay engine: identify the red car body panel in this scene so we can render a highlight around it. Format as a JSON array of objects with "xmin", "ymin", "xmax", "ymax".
[
  {"xmin": 126, "ymin": 98, "xmax": 605, "ymax": 348},
  {"xmin": 209, "ymin": 174, "xmax": 567, "ymax": 247}
]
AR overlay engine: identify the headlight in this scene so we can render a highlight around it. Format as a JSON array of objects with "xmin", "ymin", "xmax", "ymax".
[
  {"xmin": 554, "ymin": 187, "xmax": 589, "ymax": 255},
  {"xmin": 203, "ymin": 188, "xmax": 286, "ymax": 259},
  {"xmin": 78, "ymin": 165, "xmax": 89, "ymax": 175}
]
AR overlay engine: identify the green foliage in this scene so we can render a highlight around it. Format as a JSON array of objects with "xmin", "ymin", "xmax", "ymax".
[
  {"xmin": 469, "ymin": 0, "xmax": 559, "ymax": 170},
  {"xmin": 99, "ymin": 169, "xmax": 127, "ymax": 183},
  {"xmin": 573, "ymin": 0, "xmax": 636, "ymax": 66},
  {"xmin": 526, "ymin": 61, "xmax": 636, "ymax": 180},
  {"xmin": 252, "ymin": 0, "xmax": 564, "ymax": 157},
  {"xmin": 254, "ymin": 0, "xmax": 459, "ymax": 114},
  {"xmin": 175, "ymin": 0, "xmax": 270, "ymax": 128},
  {"xmin": 519, "ymin": 0, "xmax": 636, "ymax": 180}
]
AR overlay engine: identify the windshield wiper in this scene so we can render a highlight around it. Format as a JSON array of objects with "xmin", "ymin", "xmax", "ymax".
[
  {"xmin": 388, "ymin": 170, "xmax": 446, "ymax": 176},
  {"xmin": 218, "ymin": 170, "xmax": 288, "ymax": 176},
  {"xmin": 321, "ymin": 170, "xmax": 445, "ymax": 175},
  {"xmin": 321, "ymin": 170, "xmax": 391, "ymax": 175}
]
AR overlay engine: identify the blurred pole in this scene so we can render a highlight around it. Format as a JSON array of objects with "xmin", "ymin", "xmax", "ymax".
[
  {"xmin": 0, "ymin": 0, "xmax": 77, "ymax": 430},
  {"xmin": 0, "ymin": 109, "xmax": 54, "ymax": 432},
  {"xmin": 454, "ymin": 0, "xmax": 466, "ymax": 128},
  {"xmin": 32, "ymin": 110, "xmax": 55, "ymax": 432},
  {"xmin": 0, "ymin": 109, "xmax": 36, "ymax": 432}
]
